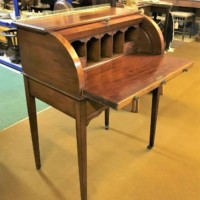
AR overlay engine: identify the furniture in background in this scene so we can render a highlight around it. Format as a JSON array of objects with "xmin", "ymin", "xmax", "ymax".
[
  {"xmin": 79, "ymin": 0, "xmax": 116, "ymax": 7},
  {"xmin": 0, "ymin": 20, "xmax": 21, "ymax": 71},
  {"xmin": 164, "ymin": 0, "xmax": 200, "ymax": 8},
  {"xmin": 2, "ymin": 29, "xmax": 20, "ymax": 63},
  {"xmin": 30, "ymin": 4, "xmax": 51, "ymax": 12},
  {"xmin": 53, "ymin": 0, "xmax": 72, "ymax": 10},
  {"xmin": 138, "ymin": 1, "xmax": 173, "ymax": 50},
  {"xmin": 149, "ymin": 0, "xmax": 200, "ymax": 38},
  {"xmin": 0, "ymin": 25, "xmax": 10, "ymax": 55},
  {"xmin": 14, "ymin": 5, "xmax": 193, "ymax": 200},
  {"xmin": 172, "ymin": 11, "xmax": 195, "ymax": 41},
  {"xmin": 147, "ymin": 1, "xmax": 172, "ymax": 48}
]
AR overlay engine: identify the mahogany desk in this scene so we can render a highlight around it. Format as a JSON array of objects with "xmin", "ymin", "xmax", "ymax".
[{"xmin": 14, "ymin": 6, "xmax": 193, "ymax": 200}]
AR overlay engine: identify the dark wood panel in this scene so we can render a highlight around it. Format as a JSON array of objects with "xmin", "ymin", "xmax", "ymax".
[{"xmin": 18, "ymin": 29, "xmax": 84, "ymax": 98}]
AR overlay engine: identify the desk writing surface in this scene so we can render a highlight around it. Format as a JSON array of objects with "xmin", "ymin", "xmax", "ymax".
[{"xmin": 84, "ymin": 54, "xmax": 193, "ymax": 110}]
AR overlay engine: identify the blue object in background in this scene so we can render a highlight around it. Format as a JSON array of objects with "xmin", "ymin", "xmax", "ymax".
[{"xmin": 13, "ymin": 0, "xmax": 20, "ymax": 17}]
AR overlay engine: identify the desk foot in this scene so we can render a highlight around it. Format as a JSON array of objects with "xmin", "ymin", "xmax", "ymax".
[
  {"xmin": 105, "ymin": 125, "xmax": 109, "ymax": 130},
  {"xmin": 147, "ymin": 145, "xmax": 154, "ymax": 150},
  {"xmin": 105, "ymin": 108, "xmax": 110, "ymax": 130}
]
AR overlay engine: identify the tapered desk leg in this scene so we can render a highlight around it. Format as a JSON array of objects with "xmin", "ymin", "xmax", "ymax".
[
  {"xmin": 147, "ymin": 87, "xmax": 161, "ymax": 149},
  {"xmin": 24, "ymin": 77, "xmax": 41, "ymax": 169},
  {"xmin": 75, "ymin": 101, "xmax": 87, "ymax": 200},
  {"xmin": 105, "ymin": 108, "xmax": 110, "ymax": 130}
]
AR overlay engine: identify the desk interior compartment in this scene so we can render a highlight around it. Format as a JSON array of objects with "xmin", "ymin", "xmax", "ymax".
[
  {"xmin": 87, "ymin": 36, "xmax": 100, "ymax": 64},
  {"xmin": 71, "ymin": 40, "xmax": 87, "ymax": 68},
  {"xmin": 124, "ymin": 26, "xmax": 138, "ymax": 54},
  {"xmin": 71, "ymin": 40, "xmax": 86, "ymax": 57},
  {"xmin": 113, "ymin": 30, "xmax": 124, "ymax": 54},
  {"xmin": 101, "ymin": 33, "xmax": 112, "ymax": 59},
  {"xmin": 125, "ymin": 26, "xmax": 137, "ymax": 42}
]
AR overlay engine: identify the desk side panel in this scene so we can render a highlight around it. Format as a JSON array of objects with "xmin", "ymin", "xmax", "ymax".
[
  {"xmin": 27, "ymin": 77, "xmax": 106, "ymax": 122},
  {"xmin": 17, "ymin": 29, "xmax": 84, "ymax": 98},
  {"xmin": 136, "ymin": 15, "xmax": 165, "ymax": 55}
]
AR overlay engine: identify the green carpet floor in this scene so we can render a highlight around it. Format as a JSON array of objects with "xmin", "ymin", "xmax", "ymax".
[{"xmin": 0, "ymin": 65, "xmax": 49, "ymax": 131}]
